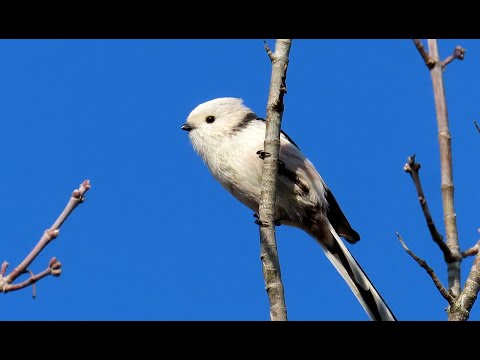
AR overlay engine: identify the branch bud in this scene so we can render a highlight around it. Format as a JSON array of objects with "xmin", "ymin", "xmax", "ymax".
[
  {"xmin": 49, "ymin": 257, "xmax": 58, "ymax": 267},
  {"xmin": 51, "ymin": 269, "xmax": 62, "ymax": 277},
  {"xmin": 72, "ymin": 189, "xmax": 81, "ymax": 199},
  {"xmin": 45, "ymin": 229, "xmax": 59, "ymax": 240},
  {"xmin": 454, "ymin": 46, "xmax": 466, "ymax": 61}
]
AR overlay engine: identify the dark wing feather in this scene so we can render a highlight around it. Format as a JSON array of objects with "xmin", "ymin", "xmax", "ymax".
[{"xmin": 325, "ymin": 188, "xmax": 360, "ymax": 244}]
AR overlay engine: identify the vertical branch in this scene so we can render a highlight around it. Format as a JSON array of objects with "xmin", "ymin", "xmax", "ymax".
[
  {"xmin": 411, "ymin": 40, "xmax": 479, "ymax": 320},
  {"xmin": 427, "ymin": 39, "xmax": 461, "ymax": 299},
  {"xmin": 412, "ymin": 39, "xmax": 436, "ymax": 69},
  {"xmin": 258, "ymin": 39, "xmax": 292, "ymax": 321},
  {"xmin": 449, "ymin": 251, "xmax": 480, "ymax": 321}
]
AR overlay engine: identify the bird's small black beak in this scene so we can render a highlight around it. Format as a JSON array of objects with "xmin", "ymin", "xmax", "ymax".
[{"xmin": 181, "ymin": 123, "xmax": 194, "ymax": 132}]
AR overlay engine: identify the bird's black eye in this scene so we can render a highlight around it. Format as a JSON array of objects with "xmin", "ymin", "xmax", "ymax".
[{"xmin": 206, "ymin": 115, "xmax": 215, "ymax": 124}]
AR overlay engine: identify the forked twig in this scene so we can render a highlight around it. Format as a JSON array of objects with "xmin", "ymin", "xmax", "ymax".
[
  {"xmin": 0, "ymin": 180, "xmax": 91, "ymax": 295},
  {"xmin": 396, "ymin": 232, "xmax": 454, "ymax": 304}
]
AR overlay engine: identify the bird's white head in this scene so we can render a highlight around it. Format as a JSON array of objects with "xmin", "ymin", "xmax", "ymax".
[{"xmin": 182, "ymin": 97, "xmax": 258, "ymax": 155}]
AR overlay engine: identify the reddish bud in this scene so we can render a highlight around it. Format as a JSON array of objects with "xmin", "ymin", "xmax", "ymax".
[
  {"xmin": 72, "ymin": 189, "xmax": 81, "ymax": 199},
  {"xmin": 46, "ymin": 229, "xmax": 59, "ymax": 240},
  {"xmin": 82, "ymin": 180, "xmax": 91, "ymax": 190},
  {"xmin": 49, "ymin": 257, "xmax": 58, "ymax": 267},
  {"xmin": 51, "ymin": 269, "xmax": 62, "ymax": 277}
]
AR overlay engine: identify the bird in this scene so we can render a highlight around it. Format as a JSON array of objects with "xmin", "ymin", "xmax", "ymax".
[{"xmin": 181, "ymin": 97, "xmax": 396, "ymax": 321}]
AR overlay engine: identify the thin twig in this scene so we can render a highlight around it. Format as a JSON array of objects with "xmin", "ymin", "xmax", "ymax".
[
  {"xmin": 5, "ymin": 229, "xmax": 59, "ymax": 285},
  {"xmin": 474, "ymin": 120, "xmax": 480, "ymax": 134},
  {"xmin": 442, "ymin": 45, "xmax": 466, "ymax": 69},
  {"xmin": 258, "ymin": 39, "xmax": 292, "ymax": 321},
  {"xmin": 263, "ymin": 40, "xmax": 274, "ymax": 62},
  {"xmin": 0, "ymin": 261, "xmax": 8, "ymax": 276},
  {"xmin": 0, "ymin": 180, "xmax": 90, "ymax": 293},
  {"xmin": 2, "ymin": 259, "xmax": 61, "ymax": 294},
  {"xmin": 404, "ymin": 155, "xmax": 453, "ymax": 261},
  {"xmin": 51, "ymin": 180, "xmax": 91, "ymax": 230},
  {"xmin": 26, "ymin": 270, "xmax": 37, "ymax": 298},
  {"xmin": 427, "ymin": 39, "xmax": 462, "ymax": 300},
  {"xmin": 462, "ymin": 241, "xmax": 480, "ymax": 258},
  {"xmin": 412, "ymin": 39, "xmax": 436, "ymax": 69},
  {"xmin": 396, "ymin": 232, "xmax": 454, "ymax": 304}
]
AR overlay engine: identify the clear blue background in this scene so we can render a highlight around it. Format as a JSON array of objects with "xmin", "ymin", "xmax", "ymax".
[{"xmin": 1, "ymin": 39, "xmax": 478, "ymax": 320}]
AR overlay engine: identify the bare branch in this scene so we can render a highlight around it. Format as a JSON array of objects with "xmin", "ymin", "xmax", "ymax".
[
  {"xmin": 0, "ymin": 180, "xmax": 90, "ymax": 294},
  {"xmin": 1, "ymin": 261, "xmax": 8, "ymax": 277},
  {"xmin": 2, "ymin": 258, "xmax": 61, "ymax": 295},
  {"xmin": 448, "ymin": 251, "xmax": 480, "ymax": 321},
  {"xmin": 427, "ymin": 39, "xmax": 462, "ymax": 299},
  {"xmin": 4, "ymin": 229, "xmax": 59, "ymax": 287},
  {"xmin": 442, "ymin": 45, "xmax": 466, "ymax": 69},
  {"xmin": 404, "ymin": 155, "xmax": 453, "ymax": 261},
  {"xmin": 462, "ymin": 229, "xmax": 480, "ymax": 258},
  {"xmin": 263, "ymin": 40, "xmax": 274, "ymax": 62},
  {"xmin": 412, "ymin": 39, "xmax": 436, "ymax": 69},
  {"xmin": 51, "ymin": 180, "xmax": 91, "ymax": 230},
  {"xmin": 28, "ymin": 269, "xmax": 37, "ymax": 298},
  {"xmin": 258, "ymin": 39, "xmax": 292, "ymax": 321},
  {"xmin": 462, "ymin": 241, "xmax": 480, "ymax": 258},
  {"xmin": 474, "ymin": 120, "xmax": 480, "ymax": 134},
  {"xmin": 396, "ymin": 232, "xmax": 454, "ymax": 304}
]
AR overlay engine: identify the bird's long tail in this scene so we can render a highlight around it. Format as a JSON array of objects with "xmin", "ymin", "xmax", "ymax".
[{"xmin": 311, "ymin": 222, "xmax": 397, "ymax": 321}]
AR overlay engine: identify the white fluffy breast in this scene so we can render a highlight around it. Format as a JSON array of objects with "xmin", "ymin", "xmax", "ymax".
[
  {"xmin": 191, "ymin": 120, "xmax": 266, "ymax": 211},
  {"xmin": 184, "ymin": 97, "xmax": 328, "ymax": 223}
]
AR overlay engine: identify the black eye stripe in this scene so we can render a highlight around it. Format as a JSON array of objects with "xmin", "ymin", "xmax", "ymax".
[{"xmin": 206, "ymin": 115, "xmax": 215, "ymax": 123}]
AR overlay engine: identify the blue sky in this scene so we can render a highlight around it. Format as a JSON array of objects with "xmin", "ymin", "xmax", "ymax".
[{"xmin": 0, "ymin": 39, "xmax": 479, "ymax": 321}]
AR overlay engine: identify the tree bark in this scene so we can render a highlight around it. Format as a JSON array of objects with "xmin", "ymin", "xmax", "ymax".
[
  {"xmin": 427, "ymin": 39, "xmax": 462, "ymax": 301},
  {"xmin": 258, "ymin": 39, "xmax": 292, "ymax": 321}
]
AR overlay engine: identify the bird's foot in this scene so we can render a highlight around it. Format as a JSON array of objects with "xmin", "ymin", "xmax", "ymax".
[
  {"xmin": 253, "ymin": 213, "xmax": 282, "ymax": 227},
  {"xmin": 253, "ymin": 213, "xmax": 263, "ymax": 226},
  {"xmin": 256, "ymin": 150, "xmax": 271, "ymax": 160}
]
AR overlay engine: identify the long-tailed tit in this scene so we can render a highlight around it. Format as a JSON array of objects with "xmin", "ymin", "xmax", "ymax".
[{"xmin": 182, "ymin": 97, "xmax": 396, "ymax": 321}]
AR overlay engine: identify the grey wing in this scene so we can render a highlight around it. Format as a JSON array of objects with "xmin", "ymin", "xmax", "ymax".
[{"xmin": 277, "ymin": 131, "xmax": 360, "ymax": 243}]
